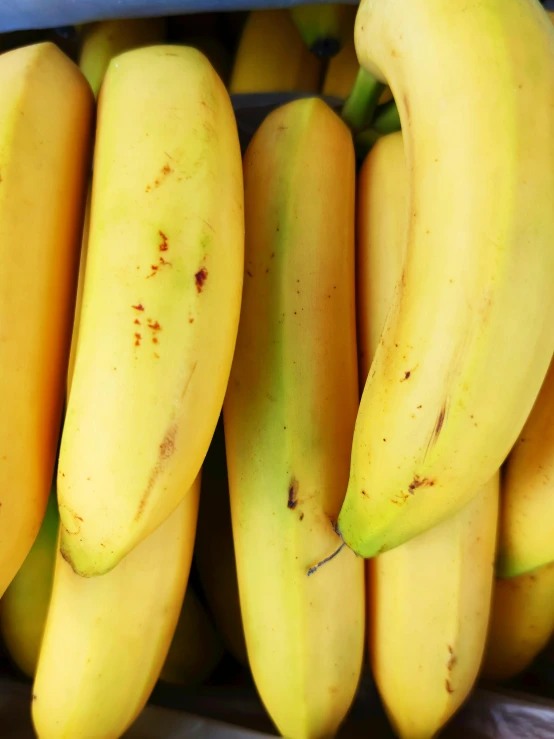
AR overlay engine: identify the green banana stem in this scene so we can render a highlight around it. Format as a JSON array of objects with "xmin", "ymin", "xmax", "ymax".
[
  {"xmin": 373, "ymin": 100, "xmax": 401, "ymax": 135},
  {"xmin": 341, "ymin": 67, "xmax": 385, "ymax": 133},
  {"xmin": 354, "ymin": 128, "xmax": 381, "ymax": 161}
]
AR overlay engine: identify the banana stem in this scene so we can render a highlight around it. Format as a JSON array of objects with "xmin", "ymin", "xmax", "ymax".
[
  {"xmin": 341, "ymin": 67, "xmax": 385, "ymax": 133},
  {"xmin": 373, "ymin": 100, "xmax": 401, "ymax": 135},
  {"xmin": 354, "ymin": 128, "xmax": 381, "ymax": 161}
]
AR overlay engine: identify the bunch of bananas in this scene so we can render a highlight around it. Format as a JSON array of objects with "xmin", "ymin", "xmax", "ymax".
[{"xmin": 2, "ymin": 1, "xmax": 554, "ymax": 738}]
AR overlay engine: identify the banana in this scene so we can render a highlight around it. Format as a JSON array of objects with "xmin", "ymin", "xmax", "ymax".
[
  {"xmin": 482, "ymin": 562, "xmax": 554, "ymax": 682},
  {"xmin": 289, "ymin": 4, "xmax": 356, "ymax": 57},
  {"xmin": 497, "ymin": 357, "xmax": 554, "ymax": 578},
  {"xmin": 224, "ymin": 97, "xmax": 364, "ymax": 739},
  {"xmin": 338, "ymin": 0, "xmax": 554, "ymax": 558},
  {"xmin": 195, "ymin": 418, "xmax": 248, "ymax": 665},
  {"xmin": 32, "ymin": 474, "xmax": 200, "ymax": 739},
  {"xmin": 359, "ymin": 133, "xmax": 498, "ymax": 739},
  {"xmin": 160, "ymin": 583, "xmax": 224, "ymax": 686},
  {"xmin": 0, "ymin": 43, "xmax": 92, "ymax": 599},
  {"xmin": 229, "ymin": 10, "xmax": 321, "ymax": 94},
  {"xmin": 57, "ymin": 46, "xmax": 244, "ymax": 577},
  {"xmin": 372, "ymin": 476, "xmax": 498, "ymax": 738},
  {"xmin": 79, "ymin": 18, "xmax": 166, "ymax": 97},
  {"xmin": 0, "ymin": 486, "xmax": 58, "ymax": 679}
]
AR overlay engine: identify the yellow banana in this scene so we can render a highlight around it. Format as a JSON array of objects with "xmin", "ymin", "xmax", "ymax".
[
  {"xmin": 482, "ymin": 562, "xmax": 554, "ymax": 682},
  {"xmin": 195, "ymin": 419, "xmax": 248, "ymax": 665},
  {"xmin": 224, "ymin": 98, "xmax": 364, "ymax": 739},
  {"xmin": 338, "ymin": 0, "xmax": 554, "ymax": 558},
  {"xmin": 357, "ymin": 132, "xmax": 407, "ymax": 384},
  {"xmin": 0, "ymin": 43, "xmax": 92, "ymax": 599},
  {"xmin": 57, "ymin": 46, "xmax": 244, "ymax": 577},
  {"xmin": 160, "ymin": 583, "xmax": 224, "ymax": 686},
  {"xmin": 0, "ymin": 486, "xmax": 58, "ymax": 678},
  {"xmin": 372, "ymin": 477, "xmax": 498, "ymax": 739},
  {"xmin": 229, "ymin": 10, "xmax": 321, "ymax": 94},
  {"xmin": 360, "ymin": 132, "xmax": 498, "ymax": 739},
  {"xmin": 79, "ymin": 18, "xmax": 166, "ymax": 97},
  {"xmin": 32, "ymin": 475, "xmax": 200, "ymax": 739},
  {"xmin": 289, "ymin": 4, "xmax": 356, "ymax": 57},
  {"xmin": 497, "ymin": 358, "xmax": 554, "ymax": 578}
]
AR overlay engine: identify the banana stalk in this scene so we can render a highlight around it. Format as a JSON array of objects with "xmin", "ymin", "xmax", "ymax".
[{"xmin": 289, "ymin": 4, "xmax": 356, "ymax": 57}]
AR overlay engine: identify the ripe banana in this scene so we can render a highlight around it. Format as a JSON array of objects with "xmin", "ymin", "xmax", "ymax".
[
  {"xmin": 195, "ymin": 418, "xmax": 248, "ymax": 665},
  {"xmin": 0, "ymin": 42, "xmax": 92, "ymax": 599},
  {"xmin": 496, "ymin": 357, "xmax": 554, "ymax": 578},
  {"xmin": 0, "ymin": 486, "xmax": 58, "ymax": 679},
  {"xmin": 229, "ymin": 10, "xmax": 321, "ymax": 94},
  {"xmin": 32, "ymin": 474, "xmax": 200, "ymax": 739},
  {"xmin": 359, "ymin": 133, "xmax": 498, "ymax": 739},
  {"xmin": 79, "ymin": 18, "xmax": 166, "ymax": 97},
  {"xmin": 160, "ymin": 583, "xmax": 224, "ymax": 686},
  {"xmin": 338, "ymin": 0, "xmax": 554, "ymax": 558},
  {"xmin": 57, "ymin": 46, "xmax": 244, "ymax": 577},
  {"xmin": 224, "ymin": 97, "xmax": 364, "ymax": 739},
  {"xmin": 482, "ymin": 562, "xmax": 554, "ymax": 682},
  {"xmin": 289, "ymin": 4, "xmax": 356, "ymax": 57}
]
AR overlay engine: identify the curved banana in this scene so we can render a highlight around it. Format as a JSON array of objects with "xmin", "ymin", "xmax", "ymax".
[
  {"xmin": 224, "ymin": 97, "xmax": 364, "ymax": 739},
  {"xmin": 497, "ymin": 358, "xmax": 554, "ymax": 578},
  {"xmin": 195, "ymin": 419, "xmax": 248, "ymax": 665},
  {"xmin": 482, "ymin": 562, "xmax": 554, "ymax": 682},
  {"xmin": 360, "ymin": 133, "xmax": 498, "ymax": 739},
  {"xmin": 338, "ymin": 0, "xmax": 554, "ymax": 558},
  {"xmin": 160, "ymin": 583, "xmax": 224, "ymax": 686},
  {"xmin": 58, "ymin": 46, "xmax": 244, "ymax": 577},
  {"xmin": 229, "ymin": 10, "xmax": 321, "ymax": 94},
  {"xmin": 289, "ymin": 4, "xmax": 356, "ymax": 57},
  {"xmin": 79, "ymin": 18, "xmax": 166, "ymax": 97},
  {"xmin": 0, "ymin": 42, "xmax": 92, "ymax": 599},
  {"xmin": 32, "ymin": 475, "xmax": 200, "ymax": 739},
  {"xmin": 0, "ymin": 487, "xmax": 58, "ymax": 678}
]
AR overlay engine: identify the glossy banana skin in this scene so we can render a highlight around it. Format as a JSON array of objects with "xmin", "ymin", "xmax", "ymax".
[
  {"xmin": 497, "ymin": 356, "xmax": 554, "ymax": 578},
  {"xmin": 32, "ymin": 475, "xmax": 200, "ymax": 739},
  {"xmin": 230, "ymin": 10, "xmax": 321, "ymax": 93},
  {"xmin": 0, "ymin": 42, "xmax": 92, "ymax": 598},
  {"xmin": 338, "ymin": 0, "xmax": 554, "ymax": 558},
  {"xmin": 482, "ymin": 562, "xmax": 554, "ymax": 682},
  {"xmin": 58, "ymin": 45, "xmax": 244, "ymax": 577},
  {"xmin": 79, "ymin": 18, "xmax": 166, "ymax": 98},
  {"xmin": 360, "ymin": 133, "xmax": 498, "ymax": 739},
  {"xmin": 224, "ymin": 98, "xmax": 364, "ymax": 739}
]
